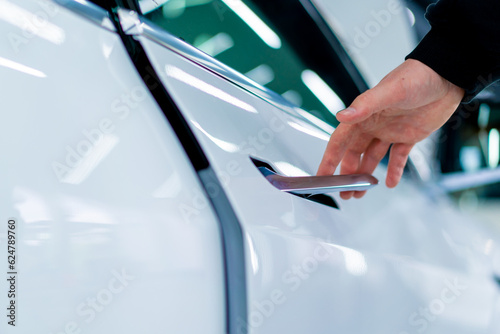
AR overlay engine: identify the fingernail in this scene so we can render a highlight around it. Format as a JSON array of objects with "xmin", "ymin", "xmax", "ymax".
[{"xmin": 337, "ymin": 107, "xmax": 356, "ymax": 116}]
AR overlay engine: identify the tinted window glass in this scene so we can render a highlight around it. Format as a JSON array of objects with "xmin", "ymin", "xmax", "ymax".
[{"xmin": 144, "ymin": 0, "xmax": 345, "ymax": 126}]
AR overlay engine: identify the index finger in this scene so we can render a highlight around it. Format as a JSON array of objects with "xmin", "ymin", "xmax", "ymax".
[{"xmin": 316, "ymin": 123, "xmax": 355, "ymax": 176}]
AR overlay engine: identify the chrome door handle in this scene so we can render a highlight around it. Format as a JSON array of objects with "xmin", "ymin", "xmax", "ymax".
[{"xmin": 258, "ymin": 167, "xmax": 378, "ymax": 195}]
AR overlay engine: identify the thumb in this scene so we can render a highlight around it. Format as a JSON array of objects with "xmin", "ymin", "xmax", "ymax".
[{"xmin": 336, "ymin": 79, "xmax": 404, "ymax": 124}]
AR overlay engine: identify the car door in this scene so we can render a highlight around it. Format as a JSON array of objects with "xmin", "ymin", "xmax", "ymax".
[
  {"xmin": 0, "ymin": 1, "xmax": 226, "ymax": 333},
  {"xmin": 2, "ymin": 0, "xmax": 498, "ymax": 333},
  {"xmin": 102, "ymin": 1, "xmax": 500, "ymax": 333}
]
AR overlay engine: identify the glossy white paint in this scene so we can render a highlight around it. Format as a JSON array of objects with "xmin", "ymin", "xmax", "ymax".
[
  {"xmin": 0, "ymin": 1, "xmax": 225, "ymax": 333},
  {"xmin": 1, "ymin": 0, "xmax": 499, "ymax": 333},
  {"xmin": 138, "ymin": 25, "xmax": 500, "ymax": 333}
]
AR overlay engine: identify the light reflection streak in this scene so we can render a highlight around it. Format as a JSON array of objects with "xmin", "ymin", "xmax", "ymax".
[
  {"xmin": 301, "ymin": 69, "xmax": 345, "ymax": 114},
  {"xmin": 334, "ymin": 245, "xmax": 368, "ymax": 276},
  {"xmin": 287, "ymin": 121, "xmax": 331, "ymax": 141},
  {"xmin": 221, "ymin": 0, "xmax": 281, "ymax": 49},
  {"xmin": 166, "ymin": 65, "xmax": 257, "ymax": 113},
  {"xmin": 191, "ymin": 121, "xmax": 239, "ymax": 152},
  {"xmin": 0, "ymin": 0, "xmax": 65, "ymax": 45},
  {"xmin": 0, "ymin": 56, "xmax": 46, "ymax": 78},
  {"xmin": 61, "ymin": 134, "xmax": 119, "ymax": 185}
]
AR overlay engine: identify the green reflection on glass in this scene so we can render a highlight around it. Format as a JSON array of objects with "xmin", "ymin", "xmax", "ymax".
[{"xmin": 146, "ymin": 0, "xmax": 342, "ymax": 126}]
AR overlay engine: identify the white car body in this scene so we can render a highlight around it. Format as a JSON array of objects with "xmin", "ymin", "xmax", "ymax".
[{"xmin": 0, "ymin": 0, "xmax": 499, "ymax": 333}]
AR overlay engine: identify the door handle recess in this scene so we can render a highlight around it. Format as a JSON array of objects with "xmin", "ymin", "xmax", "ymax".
[{"xmin": 258, "ymin": 167, "xmax": 378, "ymax": 195}]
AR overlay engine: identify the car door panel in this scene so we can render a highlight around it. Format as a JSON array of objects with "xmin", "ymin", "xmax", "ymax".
[
  {"xmin": 132, "ymin": 23, "xmax": 499, "ymax": 333},
  {"xmin": 0, "ymin": 1, "xmax": 225, "ymax": 333},
  {"xmin": 0, "ymin": 0, "xmax": 498, "ymax": 333}
]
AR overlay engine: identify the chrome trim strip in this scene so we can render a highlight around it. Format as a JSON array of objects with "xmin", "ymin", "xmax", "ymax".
[
  {"xmin": 198, "ymin": 168, "xmax": 248, "ymax": 334},
  {"xmin": 116, "ymin": 9, "xmax": 314, "ymax": 120},
  {"xmin": 53, "ymin": 0, "xmax": 116, "ymax": 32}
]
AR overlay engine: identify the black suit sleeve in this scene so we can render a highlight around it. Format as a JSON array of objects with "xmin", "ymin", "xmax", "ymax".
[{"xmin": 406, "ymin": 0, "xmax": 500, "ymax": 101}]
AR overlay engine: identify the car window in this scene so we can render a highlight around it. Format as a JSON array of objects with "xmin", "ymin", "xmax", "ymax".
[{"xmin": 143, "ymin": 0, "xmax": 345, "ymax": 126}]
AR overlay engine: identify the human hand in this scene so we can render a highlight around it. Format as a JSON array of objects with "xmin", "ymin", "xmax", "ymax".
[{"xmin": 317, "ymin": 59, "xmax": 465, "ymax": 199}]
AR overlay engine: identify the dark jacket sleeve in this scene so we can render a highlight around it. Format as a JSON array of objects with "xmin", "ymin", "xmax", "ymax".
[{"xmin": 406, "ymin": 0, "xmax": 500, "ymax": 100}]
